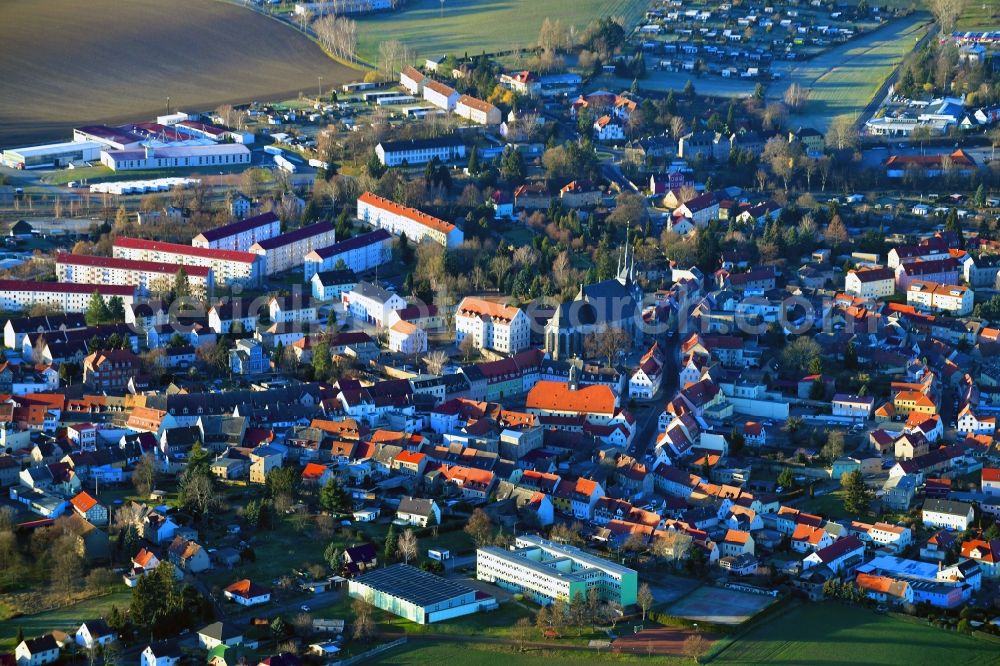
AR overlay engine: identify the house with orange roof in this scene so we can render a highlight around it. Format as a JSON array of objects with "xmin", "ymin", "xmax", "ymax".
[
  {"xmin": 855, "ymin": 573, "xmax": 913, "ymax": 605},
  {"xmin": 301, "ymin": 462, "xmax": 334, "ymax": 487},
  {"xmin": 525, "ymin": 380, "xmax": 618, "ymax": 424},
  {"xmin": 388, "ymin": 319, "xmax": 427, "ymax": 355},
  {"xmin": 551, "ymin": 476, "xmax": 604, "ymax": 519},
  {"xmin": 791, "ymin": 524, "xmax": 833, "ymax": 554},
  {"xmin": 720, "ymin": 529, "xmax": 754, "ymax": 557},
  {"xmin": 224, "ymin": 579, "xmax": 271, "ymax": 606},
  {"xmin": 69, "ymin": 491, "xmax": 107, "ymax": 526},
  {"xmin": 983, "ymin": 467, "xmax": 1000, "ymax": 496},
  {"xmin": 961, "ymin": 538, "xmax": 1000, "ymax": 577},
  {"xmin": 957, "ymin": 404, "xmax": 996, "ymax": 436},
  {"xmin": 433, "ymin": 464, "xmax": 495, "ymax": 500},
  {"xmin": 123, "ymin": 548, "xmax": 162, "ymax": 587},
  {"xmin": 455, "ymin": 297, "xmax": 530, "ymax": 354},
  {"xmin": 893, "ymin": 390, "xmax": 937, "ymax": 418},
  {"xmin": 391, "ymin": 450, "xmax": 427, "ymax": 476}
]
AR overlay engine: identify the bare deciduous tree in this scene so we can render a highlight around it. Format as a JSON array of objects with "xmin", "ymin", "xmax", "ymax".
[
  {"xmin": 782, "ymin": 82, "xmax": 809, "ymax": 111},
  {"xmin": 583, "ymin": 325, "xmax": 632, "ymax": 366},
  {"xmin": 396, "ymin": 528, "xmax": 418, "ymax": 564},
  {"xmin": 928, "ymin": 0, "xmax": 966, "ymax": 32},
  {"xmin": 425, "ymin": 350, "xmax": 450, "ymax": 375}
]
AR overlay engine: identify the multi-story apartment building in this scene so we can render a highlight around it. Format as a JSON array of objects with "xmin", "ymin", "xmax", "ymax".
[
  {"xmin": 302, "ymin": 229, "xmax": 392, "ymax": 280},
  {"xmin": 455, "ymin": 95, "xmax": 501, "ymax": 125},
  {"xmin": 455, "ymin": 297, "xmax": 530, "ymax": 354},
  {"xmin": 375, "ymin": 136, "xmax": 466, "ymax": 167},
  {"xmin": 906, "ymin": 280, "xmax": 974, "ymax": 316},
  {"xmin": 476, "ymin": 535, "xmax": 637, "ymax": 606},
  {"xmin": 191, "ymin": 211, "xmax": 280, "ymax": 252},
  {"xmin": 343, "ymin": 281, "xmax": 408, "ymax": 327},
  {"xmin": 113, "ymin": 237, "xmax": 262, "ymax": 286},
  {"xmin": 83, "ymin": 350, "xmax": 139, "ymax": 391},
  {"xmin": 894, "ymin": 258, "xmax": 960, "ymax": 290},
  {"xmin": 249, "ymin": 222, "xmax": 337, "ymax": 276},
  {"xmin": 422, "ymin": 79, "xmax": 459, "ymax": 111},
  {"xmin": 56, "ymin": 254, "xmax": 213, "ymax": 294},
  {"xmin": 0, "ymin": 281, "xmax": 136, "ymax": 314},
  {"xmin": 357, "ymin": 192, "xmax": 464, "ymax": 248},
  {"xmin": 845, "ymin": 267, "xmax": 896, "ymax": 299}
]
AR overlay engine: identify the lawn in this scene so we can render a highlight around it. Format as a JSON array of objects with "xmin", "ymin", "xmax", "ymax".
[
  {"xmin": 368, "ymin": 640, "xmax": 674, "ymax": 664},
  {"xmin": 714, "ymin": 602, "xmax": 1000, "ymax": 665},
  {"xmin": 769, "ymin": 13, "xmax": 931, "ymax": 131},
  {"xmin": 957, "ymin": 1, "xmax": 1000, "ymax": 30},
  {"xmin": 354, "ymin": 0, "xmax": 649, "ymax": 62},
  {"xmin": 795, "ymin": 489, "xmax": 851, "ymax": 520},
  {"xmin": 0, "ymin": 591, "xmax": 133, "ymax": 652}
]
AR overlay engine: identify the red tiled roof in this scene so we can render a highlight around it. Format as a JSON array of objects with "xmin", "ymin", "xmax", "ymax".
[{"xmin": 358, "ymin": 191, "xmax": 456, "ymax": 235}]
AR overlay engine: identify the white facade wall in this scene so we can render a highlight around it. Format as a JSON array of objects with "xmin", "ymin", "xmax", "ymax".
[
  {"xmin": 0, "ymin": 285, "xmax": 136, "ymax": 314},
  {"xmin": 113, "ymin": 243, "xmax": 261, "ymax": 286},
  {"xmin": 357, "ymin": 196, "xmax": 464, "ymax": 248},
  {"xmin": 56, "ymin": 259, "xmax": 212, "ymax": 293}
]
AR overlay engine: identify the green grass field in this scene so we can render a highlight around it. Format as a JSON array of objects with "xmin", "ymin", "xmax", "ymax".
[
  {"xmin": 770, "ymin": 14, "xmax": 931, "ymax": 131},
  {"xmin": 714, "ymin": 602, "xmax": 1000, "ymax": 665},
  {"xmin": 795, "ymin": 489, "xmax": 851, "ymax": 520},
  {"xmin": 957, "ymin": 1, "xmax": 1000, "ymax": 30},
  {"xmin": 369, "ymin": 641, "xmax": 674, "ymax": 664},
  {"xmin": 354, "ymin": 0, "xmax": 649, "ymax": 62},
  {"xmin": 0, "ymin": 591, "xmax": 132, "ymax": 652}
]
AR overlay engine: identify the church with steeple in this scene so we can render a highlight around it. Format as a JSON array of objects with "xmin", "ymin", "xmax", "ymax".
[{"xmin": 544, "ymin": 241, "xmax": 644, "ymax": 360}]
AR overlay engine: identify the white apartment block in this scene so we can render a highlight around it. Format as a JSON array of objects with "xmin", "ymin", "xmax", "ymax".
[
  {"xmin": 399, "ymin": 66, "xmax": 425, "ymax": 95},
  {"xmin": 476, "ymin": 535, "xmax": 638, "ymax": 606},
  {"xmin": 845, "ymin": 267, "xmax": 895, "ymax": 299},
  {"xmin": 0, "ymin": 281, "xmax": 136, "ymax": 314},
  {"xmin": 114, "ymin": 237, "xmax": 262, "ymax": 286},
  {"xmin": 906, "ymin": 280, "xmax": 973, "ymax": 316},
  {"xmin": 423, "ymin": 80, "xmax": 459, "ymax": 111},
  {"xmin": 343, "ymin": 281, "xmax": 408, "ymax": 327},
  {"xmin": 389, "ymin": 320, "xmax": 427, "ymax": 354},
  {"xmin": 922, "ymin": 499, "xmax": 974, "ymax": 531},
  {"xmin": 357, "ymin": 192, "xmax": 464, "ymax": 248},
  {"xmin": 56, "ymin": 253, "xmax": 213, "ymax": 294},
  {"xmin": 455, "ymin": 95, "xmax": 502, "ymax": 125},
  {"xmin": 375, "ymin": 136, "xmax": 466, "ymax": 167},
  {"xmin": 455, "ymin": 297, "xmax": 529, "ymax": 353},
  {"xmin": 302, "ymin": 229, "xmax": 393, "ymax": 280},
  {"xmin": 192, "ymin": 212, "xmax": 281, "ymax": 252},
  {"xmin": 250, "ymin": 222, "xmax": 337, "ymax": 276}
]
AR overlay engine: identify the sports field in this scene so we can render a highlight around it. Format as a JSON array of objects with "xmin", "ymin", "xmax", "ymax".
[
  {"xmin": 769, "ymin": 14, "xmax": 931, "ymax": 131},
  {"xmin": 714, "ymin": 602, "xmax": 1000, "ymax": 665},
  {"xmin": 0, "ymin": 0, "xmax": 356, "ymax": 146},
  {"xmin": 667, "ymin": 586, "xmax": 776, "ymax": 625},
  {"xmin": 0, "ymin": 591, "xmax": 132, "ymax": 652},
  {"xmin": 354, "ymin": 0, "xmax": 650, "ymax": 63}
]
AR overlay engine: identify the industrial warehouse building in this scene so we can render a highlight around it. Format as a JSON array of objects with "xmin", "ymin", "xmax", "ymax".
[
  {"xmin": 100, "ymin": 144, "xmax": 251, "ymax": 171},
  {"xmin": 1, "ymin": 141, "xmax": 104, "ymax": 169},
  {"xmin": 476, "ymin": 535, "xmax": 638, "ymax": 606},
  {"xmin": 348, "ymin": 563, "xmax": 495, "ymax": 624}
]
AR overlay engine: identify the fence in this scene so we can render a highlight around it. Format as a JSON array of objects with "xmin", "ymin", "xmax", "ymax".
[{"xmin": 331, "ymin": 638, "xmax": 407, "ymax": 666}]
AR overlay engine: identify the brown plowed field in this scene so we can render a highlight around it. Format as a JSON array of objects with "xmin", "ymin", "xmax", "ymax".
[{"xmin": 0, "ymin": 0, "xmax": 356, "ymax": 146}]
